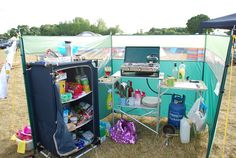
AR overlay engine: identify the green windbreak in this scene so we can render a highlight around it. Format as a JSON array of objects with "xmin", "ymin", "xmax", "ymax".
[
  {"xmin": 204, "ymin": 35, "xmax": 230, "ymax": 128},
  {"xmin": 112, "ymin": 35, "xmax": 205, "ymax": 61},
  {"xmin": 22, "ymin": 35, "xmax": 112, "ymax": 77},
  {"xmin": 203, "ymin": 63, "xmax": 219, "ymax": 129},
  {"xmin": 204, "ymin": 35, "xmax": 231, "ymax": 157},
  {"xmin": 205, "ymin": 35, "xmax": 230, "ymax": 83}
]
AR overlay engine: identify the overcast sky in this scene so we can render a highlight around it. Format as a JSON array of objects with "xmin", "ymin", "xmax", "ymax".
[{"xmin": 0, "ymin": 0, "xmax": 236, "ymax": 34}]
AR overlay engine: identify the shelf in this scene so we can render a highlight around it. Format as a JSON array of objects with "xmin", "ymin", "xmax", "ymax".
[
  {"xmin": 98, "ymin": 76, "xmax": 120, "ymax": 85},
  {"xmin": 62, "ymin": 91, "xmax": 92, "ymax": 104},
  {"xmin": 161, "ymin": 80, "xmax": 207, "ymax": 91},
  {"xmin": 68, "ymin": 117, "xmax": 93, "ymax": 132},
  {"xmin": 118, "ymin": 104, "xmax": 158, "ymax": 110}
]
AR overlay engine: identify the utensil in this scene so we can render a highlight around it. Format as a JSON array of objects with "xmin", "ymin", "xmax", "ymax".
[{"xmin": 162, "ymin": 124, "xmax": 178, "ymax": 146}]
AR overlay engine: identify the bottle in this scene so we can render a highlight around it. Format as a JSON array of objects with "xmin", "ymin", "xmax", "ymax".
[
  {"xmin": 178, "ymin": 62, "xmax": 186, "ymax": 81},
  {"xmin": 134, "ymin": 89, "xmax": 141, "ymax": 106},
  {"xmin": 106, "ymin": 89, "xmax": 113, "ymax": 110},
  {"xmin": 63, "ymin": 107, "xmax": 69, "ymax": 124},
  {"xmin": 81, "ymin": 75, "xmax": 90, "ymax": 93},
  {"xmin": 128, "ymin": 81, "xmax": 134, "ymax": 97},
  {"xmin": 75, "ymin": 68, "xmax": 81, "ymax": 84},
  {"xmin": 172, "ymin": 63, "xmax": 178, "ymax": 80}
]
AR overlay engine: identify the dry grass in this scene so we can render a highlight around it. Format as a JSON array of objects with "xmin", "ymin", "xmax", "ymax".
[
  {"xmin": 0, "ymin": 49, "xmax": 235, "ymax": 158},
  {"xmin": 85, "ymin": 114, "xmax": 208, "ymax": 158}
]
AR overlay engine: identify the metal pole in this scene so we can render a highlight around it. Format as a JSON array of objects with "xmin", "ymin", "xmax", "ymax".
[
  {"xmin": 19, "ymin": 34, "xmax": 37, "ymax": 149},
  {"xmin": 156, "ymin": 79, "xmax": 161, "ymax": 133},
  {"xmin": 118, "ymin": 110, "xmax": 159, "ymax": 134},
  {"xmin": 202, "ymin": 32, "xmax": 208, "ymax": 81}
]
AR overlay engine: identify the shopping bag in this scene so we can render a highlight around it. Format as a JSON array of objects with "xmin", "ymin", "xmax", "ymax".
[
  {"xmin": 187, "ymin": 97, "xmax": 207, "ymax": 131},
  {"xmin": 110, "ymin": 118, "xmax": 137, "ymax": 144}
]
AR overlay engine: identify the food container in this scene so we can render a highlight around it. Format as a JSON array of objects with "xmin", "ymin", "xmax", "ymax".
[
  {"xmin": 59, "ymin": 80, "xmax": 66, "ymax": 94},
  {"xmin": 142, "ymin": 96, "xmax": 160, "ymax": 107},
  {"xmin": 16, "ymin": 138, "xmax": 33, "ymax": 151},
  {"xmin": 70, "ymin": 117, "xmax": 78, "ymax": 124}
]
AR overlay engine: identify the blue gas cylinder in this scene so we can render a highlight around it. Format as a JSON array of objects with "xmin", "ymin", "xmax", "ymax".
[{"xmin": 168, "ymin": 94, "xmax": 186, "ymax": 129}]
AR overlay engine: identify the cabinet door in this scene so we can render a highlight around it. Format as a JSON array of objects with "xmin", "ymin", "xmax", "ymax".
[{"xmin": 28, "ymin": 65, "xmax": 58, "ymax": 153}]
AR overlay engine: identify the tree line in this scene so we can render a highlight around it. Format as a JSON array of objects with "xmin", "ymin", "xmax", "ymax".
[{"xmin": 1, "ymin": 14, "xmax": 210, "ymax": 38}]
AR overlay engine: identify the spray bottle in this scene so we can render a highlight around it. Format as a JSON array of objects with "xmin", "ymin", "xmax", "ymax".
[{"xmin": 106, "ymin": 89, "xmax": 113, "ymax": 110}]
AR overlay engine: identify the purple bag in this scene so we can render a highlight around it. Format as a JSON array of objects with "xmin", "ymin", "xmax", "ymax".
[{"xmin": 110, "ymin": 118, "xmax": 137, "ymax": 144}]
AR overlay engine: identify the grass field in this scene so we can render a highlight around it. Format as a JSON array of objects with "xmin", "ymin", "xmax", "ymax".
[{"xmin": 0, "ymin": 49, "xmax": 235, "ymax": 158}]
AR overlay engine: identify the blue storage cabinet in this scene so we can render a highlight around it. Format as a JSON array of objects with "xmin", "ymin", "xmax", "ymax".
[{"xmin": 26, "ymin": 60, "xmax": 100, "ymax": 157}]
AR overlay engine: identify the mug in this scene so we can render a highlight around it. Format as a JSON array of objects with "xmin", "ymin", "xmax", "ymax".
[
  {"xmin": 167, "ymin": 77, "xmax": 175, "ymax": 87},
  {"xmin": 120, "ymin": 98, "xmax": 127, "ymax": 106}
]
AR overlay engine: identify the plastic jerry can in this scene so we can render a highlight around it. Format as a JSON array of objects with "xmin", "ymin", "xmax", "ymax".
[{"xmin": 180, "ymin": 117, "xmax": 190, "ymax": 143}]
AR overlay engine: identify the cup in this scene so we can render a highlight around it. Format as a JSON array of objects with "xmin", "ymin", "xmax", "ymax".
[
  {"xmin": 120, "ymin": 98, "xmax": 127, "ymax": 106},
  {"xmin": 167, "ymin": 77, "xmax": 175, "ymax": 87},
  {"xmin": 104, "ymin": 66, "xmax": 111, "ymax": 77},
  {"xmin": 127, "ymin": 97, "xmax": 135, "ymax": 106}
]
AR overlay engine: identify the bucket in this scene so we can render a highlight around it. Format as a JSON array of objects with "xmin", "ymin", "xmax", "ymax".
[{"xmin": 168, "ymin": 94, "xmax": 186, "ymax": 129}]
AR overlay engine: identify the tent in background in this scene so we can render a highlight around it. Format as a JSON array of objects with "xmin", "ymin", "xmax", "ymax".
[{"xmin": 200, "ymin": 13, "xmax": 236, "ymax": 30}]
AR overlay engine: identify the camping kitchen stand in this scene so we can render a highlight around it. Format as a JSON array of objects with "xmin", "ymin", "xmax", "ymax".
[{"xmin": 110, "ymin": 71, "xmax": 207, "ymax": 134}]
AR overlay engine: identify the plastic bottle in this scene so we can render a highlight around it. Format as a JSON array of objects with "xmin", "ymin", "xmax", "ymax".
[
  {"xmin": 75, "ymin": 69, "xmax": 81, "ymax": 84},
  {"xmin": 134, "ymin": 89, "xmax": 141, "ymax": 106},
  {"xmin": 81, "ymin": 75, "xmax": 90, "ymax": 93},
  {"xmin": 172, "ymin": 63, "xmax": 178, "ymax": 80},
  {"xmin": 63, "ymin": 108, "xmax": 69, "ymax": 124},
  {"xmin": 128, "ymin": 81, "xmax": 134, "ymax": 97},
  {"xmin": 106, "ymin": 89, "xmax": 113, "ymax": 110},
  {"xmin": 178, "ymin": 62, "xmax": 186, "ymax": 81},
  {"xmin": 180, "ymin": 117, "xmax": 190, "ymax": 143}
]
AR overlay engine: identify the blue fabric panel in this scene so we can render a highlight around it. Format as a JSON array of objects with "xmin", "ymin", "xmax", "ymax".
[
  {"xmin": 29, "ymin": 66, "xmax": 57, "ymax": 154},
  {"xmin": 54, "ymin": 86, "xmax": 77, "ymax": 155}
]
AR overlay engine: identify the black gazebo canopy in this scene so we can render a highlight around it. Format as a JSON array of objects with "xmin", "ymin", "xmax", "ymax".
[{"xmin": 200, "ymin": 13, "xmax": 236, "ymax": 30}]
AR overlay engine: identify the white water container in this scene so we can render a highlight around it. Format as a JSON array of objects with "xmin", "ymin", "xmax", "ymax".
[{"xmin": 180, "ymin": 117, "xmax": 190, "ymax": 143}]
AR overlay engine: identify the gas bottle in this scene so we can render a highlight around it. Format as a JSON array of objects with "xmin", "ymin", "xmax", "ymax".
[
  {"xmin": 180, "ymin": 117, "xmax": 190, "ymax": 143},
  {"xmin": 168, "ymin": 94, "xmax": 186, "ymax": 129}
]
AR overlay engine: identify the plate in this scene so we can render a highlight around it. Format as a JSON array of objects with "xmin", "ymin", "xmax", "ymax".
[{"xmin": 142, "ymin": 96, "xmax": 160, "ymax": 107}]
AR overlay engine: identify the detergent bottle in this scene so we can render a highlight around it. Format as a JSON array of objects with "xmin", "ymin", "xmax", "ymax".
[
  {"xmin": 106, "ymin": 89, "xmax": 113, "ymax": 110},
  {"xmin": 172, "ymin": 63, "xmax": 178, "ymax": 80},
  {"xmin": 178, "ymin": 62, "xmax": 186, "ymax": 81}
]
